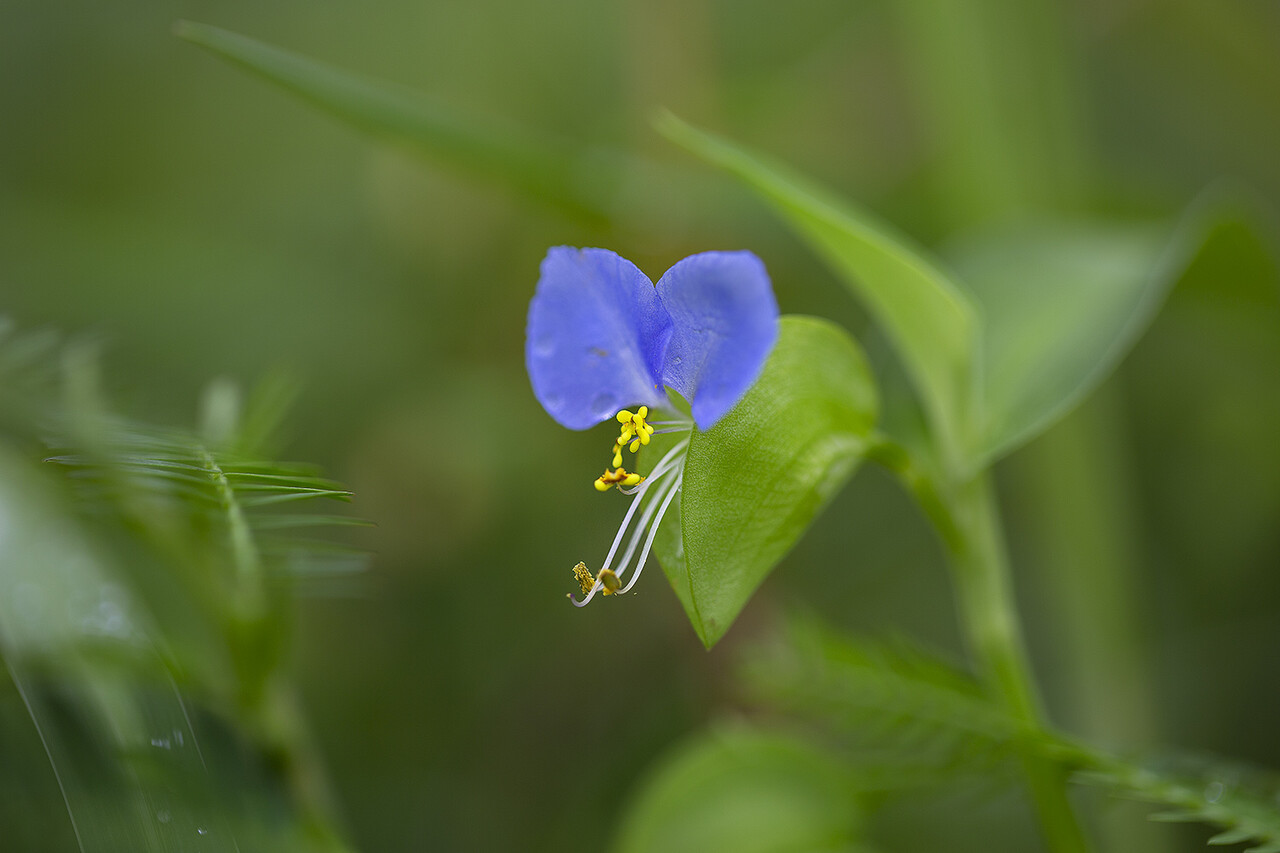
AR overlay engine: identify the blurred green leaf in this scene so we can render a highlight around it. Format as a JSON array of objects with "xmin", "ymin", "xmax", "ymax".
[
  {"xmin": 612, "ymin": 723, "xmax": 865, "ymax": 853},
  {"xmin": 948, "ymin": 209, "xmax": 1222, "ymax": 464},
  {"xmin": 174, "ymin": 21, "xmax": 616, "ymax": 220},
  {"xmin": 657, "ymin": 113, "xmax": 974, "ymax": 467},
  {"xmin": 0, "ymin": 447, "xmax": 239, "ymax": 853},
  {"xmin": 656, "ymin": 316, "xmax": 877, "ymax": 648},
  {"xmin": 0, "ymin": 326, "xmax": 361, "ymax": 852}
]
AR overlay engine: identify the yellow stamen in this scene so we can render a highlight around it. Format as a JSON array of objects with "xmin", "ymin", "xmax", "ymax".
[
  {"xmin": 598, "ymin": 568, "xmax": 621, "ymax": 595},
  {"xmin": 572, "ymin": 562, "xmax": 595, "ymax": 595},
  {"xmin": 595, "ymin": 467, "xmax": 645, "ymax": 491},
  {"xmin": 610, "ymin": 407, "xmax": 653, "ymax": 455}
]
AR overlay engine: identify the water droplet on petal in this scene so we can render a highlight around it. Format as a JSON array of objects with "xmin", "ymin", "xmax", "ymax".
[
  {"xmin": 1205, "ymin": 780, "xmax": 1225, "ymax": 803},
  {"xmin": 196, "ymin": 827, "xmax": 209, "ymax": 836}
]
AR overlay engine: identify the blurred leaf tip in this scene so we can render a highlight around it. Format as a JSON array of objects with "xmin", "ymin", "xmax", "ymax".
[{"xmin": 173, "ymin": 21, "xmax": 616, "ymax": 220}]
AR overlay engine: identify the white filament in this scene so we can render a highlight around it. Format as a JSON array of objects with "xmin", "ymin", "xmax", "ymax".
[
  {"xmin": 618, "ymin": 469, "xmax": 682, "ymax": 595},
  {"xmin": 611, "ymin": 469, "xmax": 681, "ymax": 584},
  {"xmin": 570, "ymin": 438, "xmax": 689, "ymax": 607}
]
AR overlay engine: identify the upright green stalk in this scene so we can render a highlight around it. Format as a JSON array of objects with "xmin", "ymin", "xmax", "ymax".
[
  {"xmin": 945, "ymin": 473, "xmax": 1090, "ymax": 853},
  {"xmin": 868, "ymin": 439, "xmax": 1090, "ymax": 850}
]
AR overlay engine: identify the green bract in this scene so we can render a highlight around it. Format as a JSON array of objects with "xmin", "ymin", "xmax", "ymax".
[{"xmin": 651, "ymin": 316, "xmax": 878, "ymax": 648}]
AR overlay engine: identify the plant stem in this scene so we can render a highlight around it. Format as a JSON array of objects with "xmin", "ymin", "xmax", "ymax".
[{"xmin": 945, "ymin": 473, "xmax": 1091, "ymax": 853}]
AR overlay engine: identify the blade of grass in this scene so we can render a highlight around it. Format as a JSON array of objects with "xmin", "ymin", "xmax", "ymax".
[{"xmin": 175, "ymin": 21, "xmax": 619, "ymax": 220}]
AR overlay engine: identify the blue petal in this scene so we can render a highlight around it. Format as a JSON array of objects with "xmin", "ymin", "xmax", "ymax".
[
  {"xmin": 656, "ymin": 251, "xmax": 779, "ymax": 429},
  {"xmin": 526, "ymin": 247, "xmax": 672, "ymax": 429}
]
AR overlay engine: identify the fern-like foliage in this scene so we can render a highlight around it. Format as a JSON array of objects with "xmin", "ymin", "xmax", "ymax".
[
  {"xmin": 746, "ymin": 615, "xmax": 1280, "ymax": 849},
  {"xmin": 47, "ymin": 422, "xmax": 368, "ymax": 585},
  {"xmin": 0, "ymin": 317, "xmax": 62, "ymax": 442},
  {"xmin": 0, "ymin": 320, "xmax": 363, "ymax": 852},
  {"xmin": 1073, "ymin": 751, "xmax": 1280, "ymax": 853},
  {"xmin": 739, "ymin": 617, "xmax": 1034, "ymax": 790}
]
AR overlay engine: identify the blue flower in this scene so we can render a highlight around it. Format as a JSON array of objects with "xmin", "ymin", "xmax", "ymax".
[{"xmin": 525, "ymin": 247, "xmax": 779, "ymax": 604}]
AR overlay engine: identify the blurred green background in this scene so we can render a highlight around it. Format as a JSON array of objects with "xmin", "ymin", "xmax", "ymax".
[{"xmin": 2, "ymin": 0, "xmax": 1278, "ymax": 850}]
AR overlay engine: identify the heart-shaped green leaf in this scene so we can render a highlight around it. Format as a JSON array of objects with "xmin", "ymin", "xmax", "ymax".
[{"xmin": 654, "ymin": 316, "xmax": 878, "ymax": 648}]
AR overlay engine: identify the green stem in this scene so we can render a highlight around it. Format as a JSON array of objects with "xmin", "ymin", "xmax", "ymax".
[
  {"xmin": 199, "ymin": 446, "xmax": 355, "ymax": 852},
  {"xmin": 946, "ymin": 473, "xmax": 1091, "ymax": 853},
  {"xmin": 867, "ymin": 439, "xmax": 1090, "ymax": 851}
]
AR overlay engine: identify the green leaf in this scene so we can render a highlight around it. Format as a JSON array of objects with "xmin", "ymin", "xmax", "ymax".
[
  {"xmin": 657, "ymin": 113, "xmax": 975, "ymax": 466},
  {"xmin": 174, "ymin": 22, "xmax": 615, "ymax": 219},
  {"xmin": 612, "ymin": 723, "xmax": 864, "ymax": 853},
  {"xmin": 949, "ymin": 209, "xmax": 1220, "ymax": 464},
  {"xmin": 657, "ymin": 316, "xmax": 878, "ymax": 648}
]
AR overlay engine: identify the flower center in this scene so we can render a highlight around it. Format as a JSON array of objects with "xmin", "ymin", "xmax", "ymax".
[{"xmin": 593, "ymin": 406, "xmax": 659, "ymax": 492}]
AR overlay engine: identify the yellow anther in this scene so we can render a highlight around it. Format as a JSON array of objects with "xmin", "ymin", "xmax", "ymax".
[
  {"xmin": 572, "ymin": 562, "xmax": 595, "ymax": 595},
  {"xmin": 595, "ymin": 467, "xmax": 645, "ymax": 491},
  {"xmin": 608, "ymin": 405, "xmax": 656, "ymax": 468},
  {"xmin": 598, "ymin": 568, "xmax": 622, "ymax": 595}
]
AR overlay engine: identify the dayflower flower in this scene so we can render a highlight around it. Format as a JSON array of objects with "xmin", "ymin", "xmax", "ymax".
[{"xmin": 525, "ymin": 247, "xmax": 779, "ymax": 605}]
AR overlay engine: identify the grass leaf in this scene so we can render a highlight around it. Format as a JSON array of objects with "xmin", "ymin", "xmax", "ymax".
[
  {"xmin": 657, "ymin": 112, "xmax": 976, "ymax": 467},
  {"xmin": 175, "ymin": 21, "xmax": 617, "ymax": 219}
]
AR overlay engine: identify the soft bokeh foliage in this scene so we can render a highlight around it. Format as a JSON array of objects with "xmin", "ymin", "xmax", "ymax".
[{"xmin": 2, "ymin": 1, "xmax": 1279, "ymax": 851}]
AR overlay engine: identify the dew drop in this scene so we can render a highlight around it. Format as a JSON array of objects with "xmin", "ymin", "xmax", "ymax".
[
  {"xmin": 1204, "ymin": 780, "xmax": 1225, "ymax": 803},
  {"xmin": 196, "ymin": 828, "xmax": 209, "ymax": 836}
]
